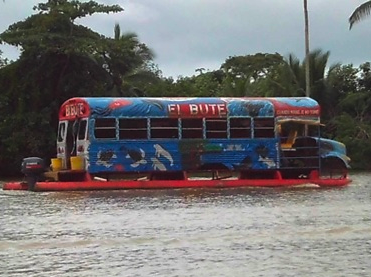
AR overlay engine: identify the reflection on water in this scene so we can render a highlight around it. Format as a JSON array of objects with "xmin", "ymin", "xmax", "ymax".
[{"xmin": 1, "ymin": 173, "xmax": 371, "ymax": 277}]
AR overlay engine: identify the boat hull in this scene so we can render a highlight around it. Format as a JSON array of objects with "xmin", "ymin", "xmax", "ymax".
[{"xmin": 3, "ymin": 177, "xmax": 351, "ymax": 191}]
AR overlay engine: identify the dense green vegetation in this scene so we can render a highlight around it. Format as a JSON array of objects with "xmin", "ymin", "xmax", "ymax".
[{"xmin": 1, "ymin": 0, "xmax": 370, "ymax": 176}]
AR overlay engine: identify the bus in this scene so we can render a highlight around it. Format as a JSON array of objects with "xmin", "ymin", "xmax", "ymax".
[{"xmin": 3, "ymin": 97, "xmax": 351, "ymax": 191}]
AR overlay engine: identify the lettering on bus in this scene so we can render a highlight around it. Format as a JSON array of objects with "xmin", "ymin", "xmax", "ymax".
[
  {"xmin": 65, "ymin": 103, "xmax": 85, "ymax": 118},
  {"xmin": 276, "ymin": 109, "xmax": 320, "ymax": 116},
  {"xmin": 168, "ymin": 103, "xmax": 227, "ymax": 117}
]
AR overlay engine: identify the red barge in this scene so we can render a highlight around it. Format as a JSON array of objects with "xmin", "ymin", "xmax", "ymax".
[{"xmin": 3, "ymin": 97, "xmax": 351, "ymax": 191}]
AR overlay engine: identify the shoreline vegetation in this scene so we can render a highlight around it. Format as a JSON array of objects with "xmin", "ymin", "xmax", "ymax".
[{"xmin": 1, "ymin": 1, "xmax": 371, "ymax": 177}]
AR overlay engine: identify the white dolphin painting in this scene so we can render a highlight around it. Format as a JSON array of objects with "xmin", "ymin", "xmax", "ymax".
[
  {"xmin": 151, "ymin": 157, "xmax": 167, "ymax": 171},
  {"xmin": 154, "ymin": 144, "xmax": 174, "ymax": 166}
]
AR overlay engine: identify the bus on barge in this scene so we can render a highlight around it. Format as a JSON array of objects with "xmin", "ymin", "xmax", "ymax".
[{"xmin": 3, "ymin": 97, "xmax": 351, "ymax": 191}]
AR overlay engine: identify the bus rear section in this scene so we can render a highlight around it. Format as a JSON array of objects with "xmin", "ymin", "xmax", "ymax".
[
  {"xmin": 57, "ymin": 118, "xmax": 89, "ymax": 170},
  {"xmin": 51, "ymin": 99, "xmax": 91, "ymax": 181}
]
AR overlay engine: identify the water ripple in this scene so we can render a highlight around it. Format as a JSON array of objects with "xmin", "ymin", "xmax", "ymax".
[{"xmin": 1, "ymin": 173, "xmax": 370, "ymax": 277}]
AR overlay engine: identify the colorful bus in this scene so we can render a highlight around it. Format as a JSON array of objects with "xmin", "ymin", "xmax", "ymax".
[{"xmin": 3, "ymin": 97, "xmax": 351, "ymax": 191}]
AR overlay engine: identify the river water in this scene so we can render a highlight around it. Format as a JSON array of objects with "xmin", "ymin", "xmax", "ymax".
[{"xmin": 0, "ymin": 173, "xmax": 370, "ymax": 277}]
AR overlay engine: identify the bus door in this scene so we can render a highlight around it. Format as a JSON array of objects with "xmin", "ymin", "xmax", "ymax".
[
  {"xmin": 57, "ymin": 119, "xmax": 88, "ymax": 170},
  {"xmin": 57, "ymin": 120, "xmax": 69, "ymax": 169},
  {"xmin": 76, "ymin": 118, "xmax": 89, "ymax": 170}
]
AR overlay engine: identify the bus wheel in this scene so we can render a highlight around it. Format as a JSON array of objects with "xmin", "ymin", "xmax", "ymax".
[{"xmin": 321, "ymin": 157, "xmax": 347, "ymax": 178}]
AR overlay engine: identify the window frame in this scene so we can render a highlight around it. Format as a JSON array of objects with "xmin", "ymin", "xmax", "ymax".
[
  {"xmin": 229, "ymin": 117, "xmax": 252, "ymax": 139},
  {"xmin": 205, "ymin": 118, "xmax": 228, "ymax": 139},
  {"xmin": 181, "ymin": 118, "xmax": 204, "ymax": 139},
  {"xmin": 119, "ymin": 118, "xmax": 148, "ymax": 140},
  {"xmin": 253, "ymin": 117, "xmax": 275, "ymax": 138},
  {"xmin": 94, "ymin": 118, "xmax": 117, "ymax": 140},
  {"xmin": 150, "ymin": 118, "xmax": 179, "ymax": 139}
]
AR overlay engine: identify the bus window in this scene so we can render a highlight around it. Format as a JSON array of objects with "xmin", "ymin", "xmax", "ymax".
[
  {"xmin": 78, "ymin": 119, "xmax": 87, "ymax": 140},
  {"xmin": 119, "ymin": 118, "xmax": 147, "ymax": 140},
  {"xmin": 181, "ymin": 118, "xmax": 203, "ymax": 139},
  {"xmin": 254, "ymin": 118, "xmax": 275, "ymax": 138},
  {"xmin": 230, "ymin": 117, "xmax": 251, "ymax": 138},
  {"xmin": 58, "ymin": 122, "xmax": 67, "ymax": 142},
  {"xmin": 150, "ymin": 118, "xmax": 178, "ymax": 139},
  {"xmin": 94, "ymin": 118, "xmax": 116, "ymax": 139},
  {"xmin": 206, "ymin": 118, "xmax": 227, "ymax": 139}
]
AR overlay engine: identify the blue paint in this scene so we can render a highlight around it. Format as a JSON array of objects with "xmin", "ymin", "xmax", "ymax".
[
  {"xmin": 59, "ymin": 97, "xmax": 349, "ymax": 174},
  {"xmin": 87, "ymin": 138, "xmax": 279, "ymax": 173},
  {"xmin": 78, "ymin": 97, "xmax": 319, "ymax": 118}
]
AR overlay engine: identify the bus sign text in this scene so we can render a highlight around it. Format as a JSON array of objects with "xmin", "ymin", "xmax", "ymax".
[{"xmin": 168, "ymin": 103, "xmax": 227, "ymax": 117}]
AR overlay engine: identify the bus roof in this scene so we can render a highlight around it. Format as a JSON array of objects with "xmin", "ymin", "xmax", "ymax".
[{"xmin": 59, "ymin": 97, "xmax": 320, "ymax": 120}]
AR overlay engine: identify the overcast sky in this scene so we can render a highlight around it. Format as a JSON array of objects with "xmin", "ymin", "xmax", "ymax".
[{"xmin": 0, "ymin": 0, "xmax": 369, "ymax": 78}]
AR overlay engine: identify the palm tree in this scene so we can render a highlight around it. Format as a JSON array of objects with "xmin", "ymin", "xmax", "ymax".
[
  {"xmin": 349, "ymin": 1, "xmax": 371, "ymax": 29},
  {"xmin": 285, "ymin": 49, "xmax": 333, "ymax": 114},
  {"xmin": 109, "ymin": 23, "xmax": 157, "ymax": 96}
]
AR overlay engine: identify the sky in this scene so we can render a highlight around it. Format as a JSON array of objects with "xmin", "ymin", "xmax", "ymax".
[{"xmin": 0, "ymin": 0, "xmax": 370, "ymax": 78}]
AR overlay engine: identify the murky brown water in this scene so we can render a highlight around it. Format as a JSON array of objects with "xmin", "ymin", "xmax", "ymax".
[{"xmin": 1, "ymin": 173, "xmax": 370, "ymax": 277}]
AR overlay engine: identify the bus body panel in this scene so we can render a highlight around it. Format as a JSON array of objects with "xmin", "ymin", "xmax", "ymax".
[
  {"xmin": 317, "ymin": 138, "xmax": 351, "ymax": 168},
  {"xmin": 86, "ymin": 139, "xmax": 279, "ymax": 174},
  {"xmin": 60, "ymin": 97, "xmax": 320, "ymax": 119},
  {"xmin": 55, "ymin": 97, "xmax": 350, "ymax": 176}
]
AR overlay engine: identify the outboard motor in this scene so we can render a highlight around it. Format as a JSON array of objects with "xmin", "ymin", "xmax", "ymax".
[{"xmin": 21, "ymin": 157, "xmax": 46, "ymax": 191}]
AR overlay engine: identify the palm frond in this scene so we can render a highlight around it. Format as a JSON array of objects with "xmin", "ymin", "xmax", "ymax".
[{"xmin": 349, "ymin": 1, "xmax": 371, "ymax": 29}]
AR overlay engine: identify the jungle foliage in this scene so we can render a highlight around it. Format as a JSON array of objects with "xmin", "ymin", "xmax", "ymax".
[{"xmin": 0, "ymin": 0, "xmax": 371, "ymax": 176}]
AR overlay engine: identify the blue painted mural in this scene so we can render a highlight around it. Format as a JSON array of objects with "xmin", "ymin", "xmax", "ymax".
[
  {"xmin": 83, "ymin": 97, "xmax": 316, "ymax": 118},
  {"xmin": 87, "ymin": 139, "xmax": 279, "ymax": 174},
  {"xmin": 56, "ymin": 97, "xmax": 351, "ymax": 175},
  {"xmin": 78, "ymin": 97, "xmax": 317, "ymax": 173}
]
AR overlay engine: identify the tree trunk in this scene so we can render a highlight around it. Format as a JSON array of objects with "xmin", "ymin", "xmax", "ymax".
[{"xmin": 304, "ymin": 0, "xmax": 310, "ymax": 97}]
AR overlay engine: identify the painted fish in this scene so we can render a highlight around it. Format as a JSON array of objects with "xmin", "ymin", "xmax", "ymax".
[
  {"xmin": 96, "ymin": 150, "xmax": 117, "ymax": 168},
  {"xmin": 120, "ymin": 146, "xmax": 147, "ymax": 168}
]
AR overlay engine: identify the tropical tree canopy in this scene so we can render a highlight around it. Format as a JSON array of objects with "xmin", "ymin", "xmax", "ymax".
[
  {"xmin": 0, "ymin": 0, "xmax": 155, "ymax": 175},
  {"xmin": 349, "ymin": 1, "xmax": 371, "ymax": 29},
  {"xmin": 0, "ymin": 50, "xmax": 8, "ymax": 68},
  {"xmin": 1, "ymin": 1, "xmax": 371, "ymax": 175}
]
